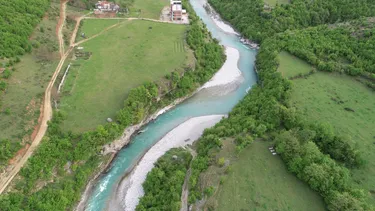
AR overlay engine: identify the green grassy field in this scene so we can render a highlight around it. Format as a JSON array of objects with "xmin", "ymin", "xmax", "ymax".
[
  {"xmin": 200, "ymin": 140, "xmax": 326, "ymax": 211},
  {"xmin": 278, "ymin": 51, "xmax": 313, "ymax": 78},
  {"xmin": 0, "ymin": 9, "xmax": 60, "ymax": 145},
  {"xmin": 60, "ymin": 20, "xmax": 191, "ymax": 132},
  {"xmin": 76, "ymin": 19, "xmax": 123, "ymax": 42},
  {"xmin": 264, "ymin": 0, "xmax": 289, "ymax": 6},
  {"xmin": 131, "ymin": 0, "xmax": 169, "ymax": 19},
  {"xmin": 290, "ymin": 72, "xmax": 375, "ymax": 204}
]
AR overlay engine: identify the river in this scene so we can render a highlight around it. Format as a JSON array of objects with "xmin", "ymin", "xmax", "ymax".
[{"xmin": 84, "ymin": 0, "xmax": 257, "ymax": 210}]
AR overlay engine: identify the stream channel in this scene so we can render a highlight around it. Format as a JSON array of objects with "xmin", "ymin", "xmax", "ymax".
[{"xmin": 85, "ymin": 0, "xmax": 257, "ymax": 210}]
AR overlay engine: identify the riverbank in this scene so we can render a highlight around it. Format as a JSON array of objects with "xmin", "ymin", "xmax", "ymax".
[
  {"xmin": 201, "ymin": 46, "xmax": 242, "ymax": 90},
  {"xmin": 202, "ymin": 0, "xmax": 239, "ymax": 35},
  {"xmin": 76, "ymin": 26, "xmax": 244, "ymax": 211},
  {"xmin": 112, "ymin": 115, "xmax": 225, "ymax": 211},
  {"xmin": 75, "ymin": 94, "xmax": 191, "ymax": 211}
]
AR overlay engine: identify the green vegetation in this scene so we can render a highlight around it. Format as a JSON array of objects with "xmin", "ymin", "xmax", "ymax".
[
  {"xmin": 264, "ymin": 0, "xmax": 289, "ymax": 7},
  {"xmin": 278, "ymin": 51, "xmax": 313, "ymax": 79},
  {"xmin": 131, "ymin": 0, "xmax": 168, "ymax": 19},
  {"xmin": 0, "ymin": 0, "xmax": 224, "ymax": 209},
  {"xmin": 137, "ymin": 148, "xmax": 192, "ymax": 211},
  {"xmin": 187, "ymin": 33, "xmax": 371, "ymax": 210},
  {"xmin": 0, "ymin": 2, "xmax": 60, "ymax": 166},
  {"xmin": 290, "ymin": 72, "xmax": 375, "ymax": 202},
  {"xmin": 275, "ymin": 130, "xmax": 370, "ymax": 210},
  {"xmin": 196, "ymin": 1, "xmax": 375, "ymax": 208},
  {"xmin": 75, "ymin": 19, "xmax": 123, "ymax": 42},
  {"xmin": 0, "ymin": 0, "xmax": 51, "ymax": 57},
  {"xmin": 61, "ymin": 20, "xmax": 190, "ymax": 132},
  {"xmin": 201, "ymin": 140, "xmax": 325, "ymax": 211},
  {"xmin": 209, "ymin": 0, "xmax": 375, "ymax": 42}
]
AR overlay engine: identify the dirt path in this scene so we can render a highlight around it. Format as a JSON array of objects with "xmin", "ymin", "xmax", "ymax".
[
  {"xmin": 180, "ymin": 147, "xmax": 197, "ymax": 211},
  {"xmin": 0, "ymin": 0, "xmax": 69, "ymax": 194},
  {"xmin": 0, "ymin": 12, "xmax": 186, "ymax": 194},
  {"xmin": 73, "ymin": 22, "xmax": 121, "ymax": 47}
]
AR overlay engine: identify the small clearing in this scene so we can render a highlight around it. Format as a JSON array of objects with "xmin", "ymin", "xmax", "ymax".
[{"xmin": 278, "ymin": 51, "xmax": 313, "ymax": 78}]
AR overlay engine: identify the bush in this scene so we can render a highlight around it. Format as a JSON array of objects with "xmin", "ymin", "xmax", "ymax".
[{"xmin": 217, "ymin": 157, "xmax": 225, "ymax": 167}]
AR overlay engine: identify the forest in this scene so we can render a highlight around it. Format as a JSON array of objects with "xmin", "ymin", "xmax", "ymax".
[
  {"xmin": 209, "ymin": 0, "xmax": 375, "ymax": 42},
  {"xmin": 0, "ymin": 0, "xmax": 224, "ymax": 209},
  {"xmin": 0, "ymin": 0, "xmax": 50, "ymax": 57},
  {"xmin": 136, "ymin": 148, "xmax": 192, "ymax": 211}
]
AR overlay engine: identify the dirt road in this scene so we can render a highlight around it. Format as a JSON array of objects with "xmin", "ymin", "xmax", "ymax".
[
  {"xmin": 0, "ymin": 11, "xmax": 184, "ymax": 194},
  {"xmin": 0, "ymin": 0, "xmax": 69, "ymax": 194}
]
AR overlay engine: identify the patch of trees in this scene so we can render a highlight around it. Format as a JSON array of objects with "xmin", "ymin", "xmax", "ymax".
[
  {"xmin": 0, "ymin": 0, "xmax": 225, "ymax": 209},
  {"xmin": 275, "ymin": 130, "xmax": 370, "ymax": 210},
  {"xmin": 136, "ymin": 148, "xmax": 192, "ymax": 211},
  {"xmin": 0, "ymin": 0, "xmax": 51, "ymax": 57},
  {"xmin": 280, "ymin": 22, "xmax": 375, "ymax": 77},
  {"xmin": 209, "ymin": 0, "xmax": 375, "ymax": 43}
]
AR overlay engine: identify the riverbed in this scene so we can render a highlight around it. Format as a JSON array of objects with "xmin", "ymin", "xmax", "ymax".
[{"xmin": 83, "ymin": 0, "xmax": 257, "ymax": 210}]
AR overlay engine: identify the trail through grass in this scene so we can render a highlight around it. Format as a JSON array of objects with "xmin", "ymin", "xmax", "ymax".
[{"xmin": 76, "ymin": 19, "xmax": 123, "ymax": 42}]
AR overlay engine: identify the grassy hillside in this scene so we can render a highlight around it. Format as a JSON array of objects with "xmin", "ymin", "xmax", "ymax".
[
  {"xmin": 0, "ymin": 2, "xmax": 61, "ymax": 167},
  {"xmin": 201, "ymin": 140, "xmax": 325, "ymax": 211},
  {"xmin": 289, "ymin": 72, "xmax": 375, "ymax": 203},
  {"xmin": 60, "ymin": 20, "xmax": 192, "ymax": 132}
]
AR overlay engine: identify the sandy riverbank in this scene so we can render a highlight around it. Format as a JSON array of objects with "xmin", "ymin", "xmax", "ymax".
[
  {"xmin": 201, "ymin": 46, "xmax": 242, "ymax": 90},
  {"xmin": 75, "ymin": 95, "xmax": 190, "ymax": 211},
  {"xmin": 111, "ymin": 115, "xmax": 225, "ymax": 211}
]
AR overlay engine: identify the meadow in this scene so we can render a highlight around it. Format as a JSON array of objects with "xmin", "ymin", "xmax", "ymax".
[
  {"xmin": 60, "ymin": 20, "xmax": 192, "ymax": 132},
  {"xmin": 290, "ymin": 72, "xmax": 375, "ymax": 204},
  {"xmin": 130, "ymin": 0, "xmax": 169, "ymax": 19},
  {"xmin": 277, "ymin": 51, "xmax": 313, "ymax": 78},
  {"xmin": 200, "ymin": 140, "xmax": 326, "ymax": 211},
  {"xmin": 75, "ymin": 19, "xmax": 123, "ymax": 42}
]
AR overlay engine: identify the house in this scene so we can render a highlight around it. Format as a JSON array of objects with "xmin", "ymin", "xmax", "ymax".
[
  {"xmin": 170, "ymin": 0, "xmax": 186, "ymax": 21},
  {"xmin": 94, "ymin": 1, "xmax": 120, "ymax": 14}
]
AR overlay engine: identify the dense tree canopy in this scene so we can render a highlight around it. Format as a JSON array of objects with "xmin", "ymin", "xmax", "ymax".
[
  {"xmin": 0, "ymin": 0, "xmax": 50, "ymax": 57},
  {"xmin": 137, "ymin": 148, "xmax": 192, "ymax": 211},
  {"xmin": 209, "ymin": 0, "xmax": 375, "ymax": 42}
]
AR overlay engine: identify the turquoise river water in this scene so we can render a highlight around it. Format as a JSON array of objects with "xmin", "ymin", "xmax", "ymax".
[{"xmin": 85, "ymin": 0, "xmax": 257, "ymax": 210}]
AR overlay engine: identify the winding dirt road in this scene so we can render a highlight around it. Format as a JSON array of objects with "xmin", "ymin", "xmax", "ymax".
[
  {"xmin": 0, "ymin": 8, "xmax": 184, "ymax": 194},
  {"xmin": 0, "ymin": 0, "xmax": 69, "ymax": 194}
]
